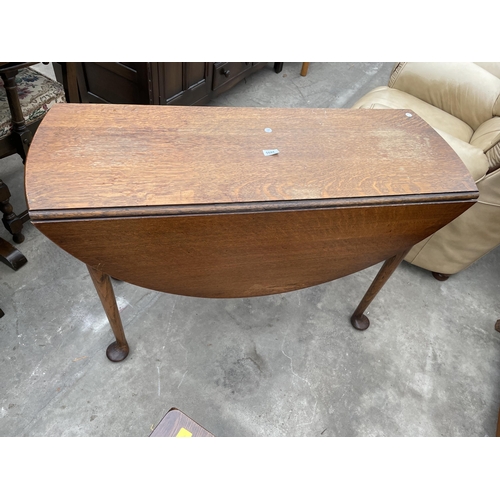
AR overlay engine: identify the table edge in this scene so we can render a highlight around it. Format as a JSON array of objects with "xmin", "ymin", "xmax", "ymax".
[{"xmin": 29, "ymin": 191, "xmax": 479, "ymax": 222}]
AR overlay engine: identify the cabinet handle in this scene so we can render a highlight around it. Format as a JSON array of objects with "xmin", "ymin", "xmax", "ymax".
[{"xmin": 221, "ymin": 69, "xmax": 230, "ymax": 77}]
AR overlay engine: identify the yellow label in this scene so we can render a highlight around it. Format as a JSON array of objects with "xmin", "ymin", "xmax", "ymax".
[{"xmin": 176, "ymin": 427, "xmax": 193, "ymax": 438}]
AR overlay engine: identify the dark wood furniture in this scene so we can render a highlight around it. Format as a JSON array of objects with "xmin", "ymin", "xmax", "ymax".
[
  {"xmin": 0, "ymin": 62, "xmax": 65, "ymax": 317},
  {"xmin": 0, "ymin": 62, "xmax": 64, "ymax": 258},
  {"xmin": 1, "ymin": 62, "xmax": 39, "ymax": 164},
  {"xmin": 25, "ymin": 104, "xmax": 478, "ymax": 363},
  {"xmin": 0, "ymin": 63, "xmax": 33, "ymax": 317},
  {"xmin": 0, "ymin": 63, "xmax": 36, "ymax": 259},
  {"xmin": 0, "ymin": 62, "xmax": 41, "ymax": 274},
  {"xmin": 54, "ymin": 62, "xmax": 269, "ymax": 105},
  {"xmin": 150, "ymin": 408, "xmax": 213, "ymax": 437},
  {"xmin": 0, "ymin": 179, "xmax": 27, "ymax": 271}
]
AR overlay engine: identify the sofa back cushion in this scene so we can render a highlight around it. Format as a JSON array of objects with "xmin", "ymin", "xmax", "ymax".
[
  {"xmin": 389, "ymin": 62, "xmax": 500, "ymax": 131},
  {"xmin": 474, "ymin": 62, "xmax": 500, "ymax": 80}
]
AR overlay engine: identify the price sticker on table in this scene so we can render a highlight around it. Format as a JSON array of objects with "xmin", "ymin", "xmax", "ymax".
[{"xmin": 176, "ymin": 427, "xmax": 193, "ymax": 437}]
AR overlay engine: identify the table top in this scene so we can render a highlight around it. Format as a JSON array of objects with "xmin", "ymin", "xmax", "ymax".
[
  {"xmin": 25, "ymin": 104, "xmax": 479, "ymax": 298},
  {"xmin": 26, "ymin": 104, "xmax": 477, "ymax": 219}
]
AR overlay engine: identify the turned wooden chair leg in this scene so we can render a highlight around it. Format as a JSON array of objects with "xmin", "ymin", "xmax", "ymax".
[
  {"xmin": 87, "ymin": 265, "xmax": 129, "ymax": 362},
  {"xmin": 351, "ymin": 248, "xmax": 410, "ymax": 330},
  {"xmin": 300, "ymin": 62, "xmax": 309, "ymax": 76},
  {"xmin": 1, "ymin": 70, "xmax": 33, "ymax": 161},
  {"xmin": 0, "ymin": 236, "xmax": 27, "ymax": 270},
  {"xmin": 0, "ymin": 69, "xmax": 35, "ymax": 244},
  {"xmin": 0, "ymin": 179, "xmax": 25, "ymax": 244}
]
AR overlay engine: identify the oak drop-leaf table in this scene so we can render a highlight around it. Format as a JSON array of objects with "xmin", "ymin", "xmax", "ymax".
[{"xmin": 25, "ymin": 104, "xmax": 478, "ymax": 362}]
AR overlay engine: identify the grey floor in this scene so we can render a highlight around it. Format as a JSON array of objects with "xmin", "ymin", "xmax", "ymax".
[{"xmin": 1, "ymin": 62, "xmax": 499, "ymax": 437}]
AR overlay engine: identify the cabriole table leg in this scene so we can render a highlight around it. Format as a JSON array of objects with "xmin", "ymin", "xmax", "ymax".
[
  {"xmin": 351, "ymin": 248, "xmax": 410, "ymax": 330},
  {"xmin": 87, "ymin": 265, "xmax": 129, "ymax": 362}
]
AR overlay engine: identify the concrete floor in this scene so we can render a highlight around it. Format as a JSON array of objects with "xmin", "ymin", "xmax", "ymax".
[{"xmin": 1, "ymin": 62, "xmax": 499, "ymax": 437}]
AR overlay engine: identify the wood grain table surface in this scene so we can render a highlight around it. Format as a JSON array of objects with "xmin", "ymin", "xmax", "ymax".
[{"xmin": 27, "ymin": 104, "xmax": 476, "ymax": 213}]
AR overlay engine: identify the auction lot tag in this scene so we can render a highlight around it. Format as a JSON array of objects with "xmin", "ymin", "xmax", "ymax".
[{"xmin": 263, "ymin": 149, "xmax": 279, "ymax": 156}]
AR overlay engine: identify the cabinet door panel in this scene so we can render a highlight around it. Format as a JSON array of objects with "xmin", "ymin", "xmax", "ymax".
[
  {"xmin": 76, "ymin": 63, "xmax": 151, "ymax": 104},
  {"xmin": 162, "ymin": 63, "xmax": 212, "ymax": 105},
  {"xmin": 162, "ymin": 62, "xmax": 183, "ymax": 99}
]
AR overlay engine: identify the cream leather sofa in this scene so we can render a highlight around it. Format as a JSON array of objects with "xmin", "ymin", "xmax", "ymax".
[{"xmin": 352, "ymin": 62, "xmax": 500, "ymax": 279}]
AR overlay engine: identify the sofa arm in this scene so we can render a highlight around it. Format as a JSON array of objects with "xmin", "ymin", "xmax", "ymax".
[
  {"xmin": 433, "ymin": 129, "xmax": 489, "ymax": 182},
  {"xmin": 470, "ymin": 117, "xmax": 500, "ymax": 173},
  {"xmin": 389, "ymin": 63, "xmax": 500, "ymax": 131}
]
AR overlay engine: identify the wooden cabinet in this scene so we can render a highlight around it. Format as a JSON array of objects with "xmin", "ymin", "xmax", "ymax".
[
  {"xmin": 54, "ymin": 62, "xmax": 268, "ymax": 106},
  {"xmin": 159, "ymin": 62, "xmax": 212, "ymax": 105}
]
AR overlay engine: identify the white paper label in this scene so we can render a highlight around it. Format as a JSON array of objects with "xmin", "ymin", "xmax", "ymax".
[{"xmin": 263, "ymin": 149, "xmax": 279, "ymax": 156}]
